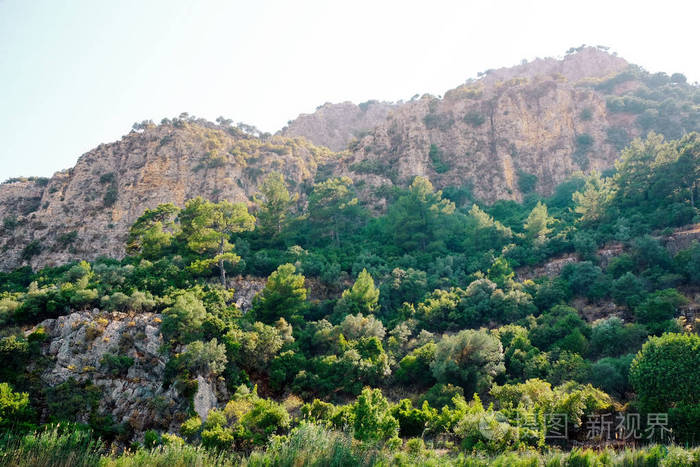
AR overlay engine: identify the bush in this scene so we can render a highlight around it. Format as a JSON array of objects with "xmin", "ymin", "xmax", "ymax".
[
  {"xmin": 251, "ymin": 264, "xmax": 307, "ymax": 324},
  {"xmin": 351, "ymin": 388, "xmax": 399, "ymax": 442},
  {"xmin": 463, "ymin": 110, "xmax": 485, "ymax": 127},
  {"xmin": 100, "ymin": 353, "xmax": 134, "ymax": 377},
  {"xmin": 629, "ymin": 333, "xmax": 700, "ymax": 412},
  {"xmin": 161, "ymin": 292, "xmax": 207, "ymax": 342},
  {"xmin": 178, "ymin": 338, "xmax": 228, "ymax": 377},
  {"xmin": 517, "ymin": 170, "xmax": 537, "ymax": 194},
  {"xmin": 431, "ymin": 329, "xmax": 504, "ymax": 394},
  {"xmin": 635, "ymin": 289, "xmax": 687, "ymax": 335}
]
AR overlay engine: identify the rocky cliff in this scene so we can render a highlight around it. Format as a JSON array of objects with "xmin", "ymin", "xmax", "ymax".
[
  {"xmin": 1, "ymin": 47, "xmax": 698, "ymax": 271},
  {"xmin": 0, "ymin": 119, "xmax": 334, "ymax": 270},
  {"xmin": 30, "ymin": 309, "xmax": 225, "ymax": 438},
  {"xmin": 280, "ymin": 100, "xmax": 397, "ymax": 151}
]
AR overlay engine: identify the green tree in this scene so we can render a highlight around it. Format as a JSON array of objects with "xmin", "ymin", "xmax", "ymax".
[
  {"xmin": 254, "ymin": 172, "xmax": 297, "ymax": 242},
  {"xmin": 0, "ymin": 382, "xmax": 31, "ymax": 428},
  {"xmin": 351, "ymin": 387, "xmax": 399, "ymax": 442},
  {"xmin": 161, "ymin": 292, "xmax": 207, "ymax": 342},
  {"xmin": 431, "ymin": 329, "xmax": 505, "ymax": 394},
  {"xmin": 384, "ymin": 176, "xmax": 455, "ymax": 252},
  {"xmin": 523, "ymin": 201, "xmax": 553, "ymax": 245},
  {"xmin": 611, "ymin": 272, "xmax": 647, "ymax": 309},
  {"xmin": 572, "ymin": 172, "xmax": 615, "ymax": 224},
  {"xmin": 180, "ymin": 197, "xmax": 255, "ymax": 286},
  {"xmin": 126, "ymin": 203, "xmax": 180, "ymax": 258},
  {"xmin": 674, "ymin": 132, "xmax": 699, "ymax": 209},
  {"xmin": 487, "ymin": 256, "xmax": 514, "ymax": 289},
  {"xmin": 613, "ymin": 132, "xmax": 669, "ymax": 208},
  {"xmin": 178, "ymin": 338, "xmax": 228, "ymax": 376},
  {"xmin": 307, "ymin": 177, "xmax": 362, "ymax": 247},
  {"xmin": 629, "ymin": 333, "xmax": 700, "ymax": 412},
  {"xmin": 252, "ymin": 264, "xmax": 307, "ymax": 324},
  {"xmin": 635, "ymin": 289, "xmax": 687, "ymax": 335},
  {"xmin": 334, "ymin": 269, "xmax": 380, "ymax": 317}
]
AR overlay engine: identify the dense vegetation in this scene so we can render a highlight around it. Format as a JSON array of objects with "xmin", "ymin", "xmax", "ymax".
[{"xmin": 0, "ymin": 132, "xmax": 698, "ymax": 465}]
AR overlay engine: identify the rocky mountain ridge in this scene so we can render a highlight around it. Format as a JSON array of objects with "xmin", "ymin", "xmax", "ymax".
[
  {"xmin": 1, "ymin": 46, "xmax": 698, "ymax": 270},
  {"xmin": 0, "ymin": 120, "xmax": 334, "ymax": 270}
]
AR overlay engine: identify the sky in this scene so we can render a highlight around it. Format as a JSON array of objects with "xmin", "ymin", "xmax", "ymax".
[{"xmin": 1, "ymin": 0, "xmax": 699, "ymax": 180}]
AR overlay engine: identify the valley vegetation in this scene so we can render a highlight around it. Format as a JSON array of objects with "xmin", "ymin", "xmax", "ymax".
[{"xmin": 0, "ymin": 132, "xmax": 699, "ymax": 465}]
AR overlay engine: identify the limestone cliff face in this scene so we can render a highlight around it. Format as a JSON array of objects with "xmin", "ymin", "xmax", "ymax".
[
  {"xmin": 1, "ymin": 47, "xmax": 697, "ymax": 271},
  {"xmin": 280, "ymin": 100, "xmax": 397, "ymax": 151},
  {"xmin": 0, "ymin": 120, "xmax": 334, "ymax": 270},
  {"xmin": 30, "ymin": 310, "xmax": 227, "ymax": 436},
  {"xmin": 341, "ymin": 73, "xmax": 624, "ymax": 203},
  {"xmin": 335, "ymin": 48, "xmax": 637, "ymax": 204}
]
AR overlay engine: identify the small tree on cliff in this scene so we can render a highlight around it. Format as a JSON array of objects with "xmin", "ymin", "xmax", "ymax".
[{"xmin": 180, "ymin": 197, "xmax": 255, "ymax": 286}]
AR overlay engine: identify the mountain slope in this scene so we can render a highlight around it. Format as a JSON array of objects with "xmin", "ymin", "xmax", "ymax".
[
  {"xmin": 1, "ymin": 47, "xmax": 698, "ymax": 271},
  {"xmin": 0, "ymin": 119, "xmax": 334, "ymax": 270}
]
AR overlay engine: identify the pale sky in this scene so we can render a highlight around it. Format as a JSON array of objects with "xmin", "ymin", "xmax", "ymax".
[{"xmin": 1, "ymin": 0, "xmax": 698, "ymax": 180}]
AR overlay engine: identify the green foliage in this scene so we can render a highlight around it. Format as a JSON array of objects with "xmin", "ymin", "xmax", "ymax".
[
  {"xmin": 21, "ymin": 240, "xmax": 42, "ymax": 262},
  {"xmin": 178, "ymin": 338, "xmax": 228, "ymax": 376},
  {"xmin": 390, "ymin": 399, "xmax": 435, "ymax": 437},
  {"xmin": 383, "ymin": 176, "xmax": 455, "ymax": 253},
  {"xmin": 428, "ymin": 144, "xmax": 450, "ymax": 173},
  {"xmin": 523, "ymin": 202, "xmax": 553, "ymax": 245},
  {"xmin": 126, "ymin": 204, "xmax": 179, "ymax": 258},
  {"xmin": 351, "ymin": 387, "xmax": 399, "ymax": 442},
  {"xmin": 253, "ymin": 172, "xmax": 297, "ymax": 245},
  {"xmin": 0, "ymin": 382, "xmax": 31, "ymax": 428},
  {"xmin": 431, "ymin": 329, "xmax": 504, "ymax": 394},
  {"xmin": 635, "ymin": 289, "xmax": 687, "ymax": 335},
  {"xmin": 589, "ymin": 317, "xmax": 647, "ymax": 358},
  {"xmin": 463, "ymin": 110, "xmax": 485, "ymax": 127},
  {"xmin": 517, "ymin": 170, "xmax": 537, "ymax": 194},
  {"xmin": 161, "ymin": 292, "xmax": 207, "ymax": 342},
  {"xmin": 529, "ymin": 305, "xmax": 591, "ymax": 354},
  {"xmin": 180, "ymin": 197, "xmax": 255, "ymax": 285},
  {"xmin": 306, "ymin": 177, "xmax": 363, "ymax": 248},
  {"xmin": 588, "ymin": 354, "xmax": 634, "ymax": 398},
  {"xmin": 629, "ymin": 333, "xmax": 700, "ymax": 412},
  {"xmin": 99, "ymin": 353, "xmax": 134, "ymax": 377},
  {"xmin": 395, "ymin": 342, "xmax": 436, "ymax": 387},
  {"xmin": 252, "ymin": 264, "xmax": 307, "ymax": 324},
  {"xmin": 0, "ymin": 427, "xmax": 105, "ymax": 467},
  {"xmin": 334, "ymin": 269, "xmax": 379, "ymax": 317}
]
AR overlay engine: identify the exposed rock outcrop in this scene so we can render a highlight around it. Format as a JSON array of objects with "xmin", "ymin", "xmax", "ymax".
[
  {"xmin": 280, "ymin": 101, "xmax": 397, "ymax": 151},
  {"xmin": 30, "ymin": 309, "xmax": 225, "ymax": 436},
  {"xmin": 1, "ymin": 47, "xmax": 697, "ymax": 271},
  {"xmin": 0, "ymin": 120, "xmax": 334, "ymax": 270}
]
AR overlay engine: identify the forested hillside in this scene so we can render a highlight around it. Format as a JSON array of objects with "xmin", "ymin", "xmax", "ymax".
[{"xmin": 0, "ymin": 126, "xmax": 698, "ymax": 464}]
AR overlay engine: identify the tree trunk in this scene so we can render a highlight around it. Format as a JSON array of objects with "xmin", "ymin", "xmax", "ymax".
[{"xmin": 218, "ymin": 238, "xmax": 226, "ymax": 287}]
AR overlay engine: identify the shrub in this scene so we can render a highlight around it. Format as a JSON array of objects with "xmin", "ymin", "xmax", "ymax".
[
  {"xmin": 351, "ymin": 388, "xmax": 399, "ymax": 442},
  {"xmin": 178, "ymin": 338, "xmax": 228, "ymax": 377},
  {"xmin": 463, "ymin": 110, "xmax": 486, "ymax": 127},
  {"xmin": 428, "ymin": 144, "xmax": 450, "ymax": 174},
  {"xmin": 517, "ymin": 170, "xmax": 537, "ymax": 194},
  {"xmin": 629, "ymin": 333, "xmax": 700, "ymax": 412},
  {"xmin": 100, "ymin": 353, "xmax": 134, "ymax": 377},
  {"xmin": 431, "ymin": 329, "xmax": 505, "ymax": 394},
  {"xmin": 21, "ymin": 240, "xmax": 42, "ymax": 261}
]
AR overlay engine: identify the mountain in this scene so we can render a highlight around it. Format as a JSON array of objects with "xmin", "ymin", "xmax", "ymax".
[
  {"xmin": 0, "ymin": 119, "xmax": 334, "ymax": 270},
  {"xmin": 1, "ymin": 46, "xmax": 698, "ymax": 270},
  {"xmin": 280, "ymin": 100, "xmax": 398, "ymax": 151},
  {"xmin": 298, "ymin": 46, "xmax": 698, "ymax": 204}
]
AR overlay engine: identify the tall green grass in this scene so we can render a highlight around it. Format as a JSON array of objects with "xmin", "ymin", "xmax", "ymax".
[
  {"xmin": 100, "ymin": 444, "xmax": 237, "ymax": 467},
  {"xmin": 1, "ymin": 425, "xmax": 700, "ymax": 466},
  {"xmin": 0, "ymin": 426, "xmax": 103, "ymax": 467},
  {"xmin": 243, "ymin": 422, "xmax": 386, "ymax": 467}
]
